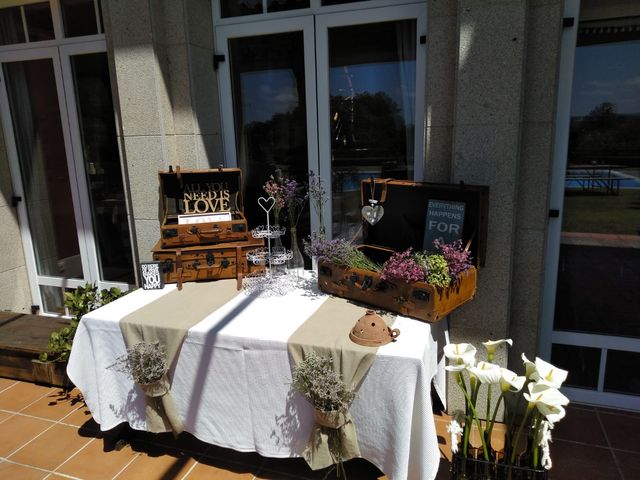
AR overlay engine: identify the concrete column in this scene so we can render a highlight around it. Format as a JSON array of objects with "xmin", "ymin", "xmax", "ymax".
[
  {"xmin": 0, "ymin": 127, "xmax": 32, "ymax": 312},
  {"xmin": 449, "ymin": 0, "xmax": 528, "ymax": 414},
  {"xmin": 102, "ymin": 0, "xmax": 223, "ymax": 262}
]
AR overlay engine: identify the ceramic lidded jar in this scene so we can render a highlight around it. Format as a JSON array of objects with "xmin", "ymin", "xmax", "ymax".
[{"xmin": 349, "ymin": 309, "xmax": 400, "ymax": 347}]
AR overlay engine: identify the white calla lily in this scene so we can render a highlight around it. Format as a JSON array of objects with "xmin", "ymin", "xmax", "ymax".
[
  {"xmin": 537, "ymin": 404, "xmax": 566, "ymax": 424},
  {"xmin": 469, "ymin": 361, "xmax": 502, "ymax": 384},
  {"xmin": 531, "ymin": 357, "xmax": 568, "ymax": 388},
  {"xmin": 482, "ymin": 338, "xmax": 513, "ymax": 360},
  {"xmin": 499, "ymin": 368, "xmax": 526, "ymax": 392},
  {"xmin": 524, "ymin": 382, "xmax": 570, "ymax": 410},
  {"xmin": 521, "ymin": 352, "xmax": 537, "ymax": 379},
  {"xmin": 444, "ymin": 343, "xmax": 477, "ymax": 369}
]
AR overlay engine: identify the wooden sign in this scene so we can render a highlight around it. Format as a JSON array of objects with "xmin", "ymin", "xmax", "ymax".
[
  {"xmin": 423, "ymin": 199, "xmax": 465, "ymax": 249},
  {"xmin": 140, "ymin": 262, "xmax": 164, "ymax": 290},
  {"xmin": 182, "ymin": 182, "xmax": 231, "ymax": 214}
]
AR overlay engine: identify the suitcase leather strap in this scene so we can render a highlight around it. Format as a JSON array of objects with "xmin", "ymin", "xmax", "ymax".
[
  {"xmin": 176, "ymin": 249, "xmax": 183, "ymax": 291},
  {"xmin": 235, "ymin": 246, "xmax": 243, "ymax": 291},
  {"xmin": 361, "ymin": 178, "xmax": 392, "ymax": 205}
]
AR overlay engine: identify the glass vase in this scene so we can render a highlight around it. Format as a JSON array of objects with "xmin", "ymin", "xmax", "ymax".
[{"xmin": 287, "ymin": 226, "xmax": 305, "ymax": 276}]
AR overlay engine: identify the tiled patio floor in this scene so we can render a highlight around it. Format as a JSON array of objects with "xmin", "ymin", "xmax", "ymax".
[{"xmin": 1, "ymin": 377, "xmax": 639, "ymax": 479}]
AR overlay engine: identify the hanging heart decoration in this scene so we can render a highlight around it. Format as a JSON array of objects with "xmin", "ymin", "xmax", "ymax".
[
  {"xmin": 258, "ymin": 196, "xmax": 276, "ymax": 213},
  {"xmin": 362, "ymin": 204, "xmax": 384, "ymax": 226}
]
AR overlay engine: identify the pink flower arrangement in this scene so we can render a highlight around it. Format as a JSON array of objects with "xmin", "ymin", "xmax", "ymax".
[
  {"xmin": 433, "ymin": 239, "xmax": 473, "ymax": 277},
  {"xmin": 380, "ymin": 248, "xmax": 426, "ymax": 283}
]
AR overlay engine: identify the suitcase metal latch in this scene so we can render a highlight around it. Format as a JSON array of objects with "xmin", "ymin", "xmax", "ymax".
[
  {"xmin": 163, "ymin": 229, "xmax": 178, "ymax": 238},
  {"xmin": 161, "ymin": 259, "xmax": 173, "ymax": 272},
  {"xmin": 190, "ymin": 226, "xmax": 199, "ymax": 234},
  {"xmin": 350, "ymin": 273, "xmax": 358, "ymax": 285},
  {"xmin": 206, "ymin": 252, "xmax": 214, "ymax": 266},
  {"xmin": 319, "ymin": 266, "xmax": 332, "ymax": 277},
  {"xmin": 362, "ymin": 276, "xmax": 373, "ymax": 290},
  {"xmin": 413, "ymin": 289, "xmax": 430, "ymax": 302},
  {"xmin": 192, "ymin": 260, "xmax": 200, "ymax": 269},
  {"xmin": 232, "ymin": 224, "xmax": 245, "ymax": 232},
  {"xmin": 221, "ymin": 259, "xmax": 230, "ymax": 268}
]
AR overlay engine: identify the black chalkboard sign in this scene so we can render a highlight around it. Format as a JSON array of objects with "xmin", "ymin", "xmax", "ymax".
[
  {"xmin": 423, "ymin": 199, "xmax": 465, "ymax": 250},
  {"xmin": 140, "ymin": 261, "xmax": 165, "ymax": 290}
]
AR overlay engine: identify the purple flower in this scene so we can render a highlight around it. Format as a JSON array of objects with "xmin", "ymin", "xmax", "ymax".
[
  {"xmin": 381, "ymin": 248, "xmax": 426, "ymax": 283},
  {"xmin": 433, "ymin": 239, "xmax": 473, "ymax": 277}
]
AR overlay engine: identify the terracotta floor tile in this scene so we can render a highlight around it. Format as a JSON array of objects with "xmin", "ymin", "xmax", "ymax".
[
  {"xmin": 0, "ymin": 381, "xmax": 54, "ymax": 413},
  {"xmin": 599, "ymin": 411, "xmax": 640, "ymax": 452},
  {"xmin": 613, "ymin": 449, "xmax": 640, "ymax": 480},
  {"xmin": 0, "ymin": 410, "xmax": 12, "ymax": 424},
  {"xmin": 60, "ymin": 404, "xmax": 99, "ymax": 431},
  {"xmin": 8, "ymin": 423, "xmax": 92, "ymax": 471},
  {"xmin": 113, "ymin": 450, "xmax": 197, "ymax": 479},
  {"xmin": 55, "ymin": 438, "xmax": 139, "ymax": 480},
  {"xmin": 0, "ymin": 415, "xmax": 53, "ymax": 457},
  {"xmin": 185, "ymin": 459, "xmax": 256, "ymax": 479},
  {"xmin": 20, "ymin": 389, "xmax": 84, "ymax": 422},
  {"xmin": 554, "ymin": 405, "xmax": 607, "ymax": 447},
  {"xmin": 0, "ymin": 460, "xmax": 49, "ymax": 480},
  {"xmin": 549, "ymin": 440, "xmax": 620, "ymax": 480},
  {"xmin": 0, "ymin": 377, "xmax": 18, "ymax": 392}
]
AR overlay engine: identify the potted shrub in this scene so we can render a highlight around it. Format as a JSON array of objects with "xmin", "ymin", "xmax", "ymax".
[{"xmin": 32, "ymin": 284, "xmax": 125, "ymax": 388}]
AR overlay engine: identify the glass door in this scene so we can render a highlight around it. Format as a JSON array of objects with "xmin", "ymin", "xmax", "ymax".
[
  {"xmin": 542, "ymin": 12, "xmax": 640, "ymax": 411},
  {"xmin": 0, "ymin": 43, "xmax": 133, "ymax": 314},
  {"xmin": 216, "ymin": 4, "xmax": 425, "ymax": 239},
  {"xmin": 316, "ymin": 5, "xmax": 426, "ymax": 239}
]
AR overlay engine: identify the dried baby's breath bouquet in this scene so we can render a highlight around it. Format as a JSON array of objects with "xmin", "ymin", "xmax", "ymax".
[
  {"xmin": 109, "ymin": 341, "xmax": 167, "ymax": 385},
  {"xmin": 292, "ymin": 352, "xmax": 355, "ymax": 478},
  {"xmin": 292, "ymin": 351, "xmax": 355, "ymax": 413}
]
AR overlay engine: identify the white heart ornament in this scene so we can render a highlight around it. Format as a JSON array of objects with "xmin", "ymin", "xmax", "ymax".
[
  {"xmin": 362, "ymin": 205, "xmax": 384, "ymax": 225},
  {"xmin": 258, "ymin": 196, "xmax": 276, "ymax": 213}
]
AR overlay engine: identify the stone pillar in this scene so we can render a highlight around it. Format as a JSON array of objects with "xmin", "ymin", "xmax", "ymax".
[
  {"xmin": 102, "ymin": 0, "xmax": 223, "ymax": 262},
  {"xmin": 0, "ymin": 127, "xmax": 32, "ymax": 312},
  {"xmin": 449, "ymin": 0, "xmax": 528, "ymax": 415}
]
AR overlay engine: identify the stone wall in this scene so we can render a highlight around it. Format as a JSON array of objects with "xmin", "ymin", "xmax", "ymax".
[{"xmin": 0, "ymin": 125, "xmax": 32, "ymax": 313}]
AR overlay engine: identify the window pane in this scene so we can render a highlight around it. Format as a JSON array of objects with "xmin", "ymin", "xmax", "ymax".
[
  {"xmin": 3, "ymin": 60, "xmax": 82, "ymax": 279},
  {"xmin": 551, "ymin": 343, "xmax": 601, "ymax": 390},
  {"xmin": 221, "ymin": 0, "xmax": 262, "ymax": 18},
  {"xmin": 0, "ymin": 7, "xmax": 26, "ymax": 45},
  {"xmin": 24, "ymin": 2, "xmax": 54, "ymax": 42},
  {"xmin": 60, "ymin": 0, "xmax": 99, "ymax": 37},
  {"xmin": 328, "ymin": 20, "xmax": 416, "ymax": 238},
  {"xmin": 604, "ymin": 350, "xmax": 640, "ymax": 395},
  {"xmin": 556, "ymin": 31, "xmax": 640, "ymax": 339},
  {"xmin": 322, "ymin": 0, "xmax": 369, "ymax": 5},
  {"xmin": 229, "ymin": 31, "xmax": 310, "ymax": 249},
  {"xmin": 71, "ymin": 53, "xmax": 134, "ymax": 283},
  {"xmin": 267, "ymin": 0, "xmax": 309, "ymax": 13},
  {"xmin": 40, "ymin": 286, "xmax": 65, "ymax": 315}
]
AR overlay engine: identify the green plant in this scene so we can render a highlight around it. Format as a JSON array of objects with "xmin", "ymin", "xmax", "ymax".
[{"xmin": 39, "ymin": 284, "xmax": 126, "ymax": 363}]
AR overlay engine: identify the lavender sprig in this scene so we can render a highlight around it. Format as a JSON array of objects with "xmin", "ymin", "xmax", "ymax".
[{"xmin": 303, "ymin": 234, "xmax": 381, "ymax": 272}]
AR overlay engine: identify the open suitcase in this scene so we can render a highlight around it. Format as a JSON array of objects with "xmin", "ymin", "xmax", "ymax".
[
  {"xmin": 318, "ymin": 179, "xmax": 489, "ymax": 322},
  {"xmin": 159, "ymin": 166, "xmax": 249, "ymax": 248}
]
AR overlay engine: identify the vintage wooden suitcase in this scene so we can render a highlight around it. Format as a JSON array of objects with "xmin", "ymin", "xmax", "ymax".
[
  {"xmin": 318, "ymin": 179, "xmax": 489, "ymax": 322},
  {"xmin": 152, "ymin": 238, "xmax": 265, "ymax": 290},
  {"xmin": 159, "ymin": 166, "xmax": 249, "ymax": 248}
]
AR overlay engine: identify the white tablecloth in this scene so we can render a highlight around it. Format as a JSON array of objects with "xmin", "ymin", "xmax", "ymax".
[{"xmin": 67, "ymin": 279, "xmax": 448, "ymax": 480}]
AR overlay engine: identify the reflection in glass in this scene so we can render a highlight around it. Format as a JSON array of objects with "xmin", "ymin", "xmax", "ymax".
[
  {"xmin": 40, "ymin": 285, "xmax": 65, "ymax": 315},
  {"xmin": 322, "ymin": 0, "xmax": 369, "ymax": 5},
  {"xmin": 221, "ymin": 0, "xmax": 262, "ymax": 18},
  {"xmin": 60, "ymin": 0, "xmax": 100, "ymax": 37},
  {"xmin": 71, "ymin": 53, "xmax": 134, "ymax": 283},
  {"xmin": 229, "ymin": 31, "xmax": 310, "ymax": 258},
  {"xmin": 0, "ymin": 7, "xmax": 26, "ymax": 45},
  {"xmin": 23, "ymin": 2, "xmax": 54, "ymax": 42},
  {"xmin": 555, "ymin": 30, "xmax": 640, "ymax": 340},
  {"xmin": 4, "ymin": 59, "xmax": 82, "ymax": 279},
  {"xmin": 328, "ymin": 20, "xmax": 416, "ymax": 238},
  {"xmin": 267, "ymin": 0, "xmax": 309, "ymax": 13},
  {"xmin": 551, "ymin": 343, "xmax": 601, "ymax": 390},
  {"xmin": 604, "ymin": 350, "xmax": 640, "ymax": 395}
]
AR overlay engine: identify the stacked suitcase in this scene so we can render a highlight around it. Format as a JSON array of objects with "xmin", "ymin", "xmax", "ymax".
[
  {"xmin": 317, "ymin": 179, "xmax": 489, "ymax": 322},
  {"xmin": 152, "ymin": 166, "xmax": 264, "ymax": 290}
]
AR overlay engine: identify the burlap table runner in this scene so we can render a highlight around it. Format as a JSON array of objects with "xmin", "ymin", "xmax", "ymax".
[
  {"xmin": 287, "ymin": 296, "xmax": 395, "ymax": 470},
  {"xmin": 120, "ymin": 280, "xmax": 240, "ymax": 434}
]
